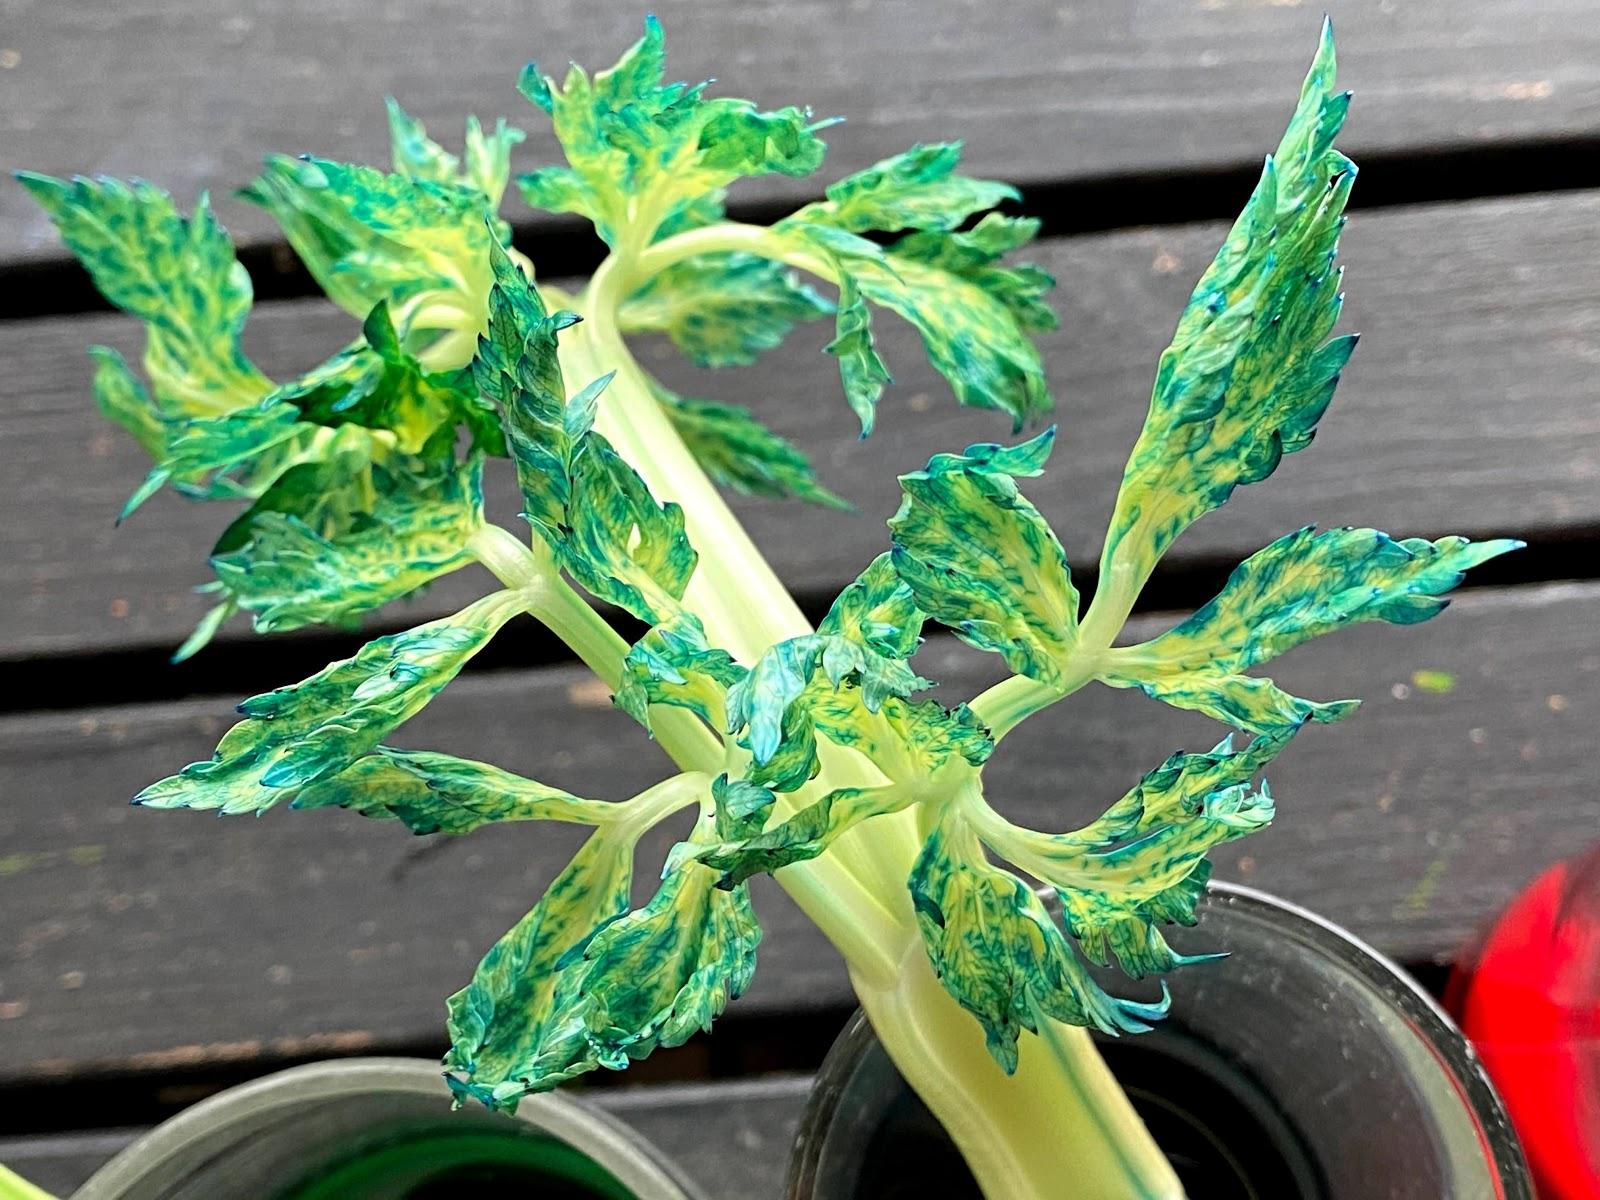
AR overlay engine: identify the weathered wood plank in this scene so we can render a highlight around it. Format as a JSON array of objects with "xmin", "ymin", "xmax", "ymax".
[
  {"xmin": 0, "ymin": 1076, "xmax": 811, "ymax": 1199},
  {"xmin": 6, "ymin": 190, "xmax": 1598, "ymax": 660},
  {"xmin": 1, "ymin": 581, "xmax": 1591, "ymax": 1083},
  {"xmin": 5, "ymin": 1, "xmax": 1600, "ymax": 259},
  {"xmin": 600, "ymin": 1076, "xmax": 808, "ymax": 1200}
]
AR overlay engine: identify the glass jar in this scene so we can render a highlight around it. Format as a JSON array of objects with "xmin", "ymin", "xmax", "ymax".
[
  {"xmin": 72, "ymin": 1058, "xmax": 705, "ymax": 1200},
  {"xmin": 787, "ymin": 882, "xmax": 1531, "ymax": 1200}
]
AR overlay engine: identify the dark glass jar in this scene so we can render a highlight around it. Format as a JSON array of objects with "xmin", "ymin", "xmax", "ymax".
[{"xmin": 788, "ymin": 883, "xmax": 1531, "ymax": 1200}]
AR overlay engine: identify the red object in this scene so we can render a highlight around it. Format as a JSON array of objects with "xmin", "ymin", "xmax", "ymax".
[{"xmin": 1448, "ymin": 847, "xmax": 1600, "ymax": 1199}]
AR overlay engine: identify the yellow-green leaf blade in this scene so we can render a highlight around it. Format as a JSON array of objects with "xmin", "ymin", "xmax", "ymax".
[
  {"xmin": 294, "ymin": 747, "xmax": 612, "ymax": 834},
  {"xmin": 445, "ymin": 826, "xmax": 638, "ymax": 1109},
  {"xmin": 889, "ymin": 430, "xmax": 1077, "ymax": 686},
  {"xmin": 911, "ymin": 812, "xmax": 1169, "ymax": 1074},
  {"xmin": 1099, "ymin": 22, "xmax": 1355, "ymax": 592},
  {"xmin": 133, "ymin": 595, "xmax": 516, "ymax": 815},
  {"xmin": 212, "ymin": 455, "xmax": 485, "ymax": 634},
  {"xmin": 1101, "ymin": 527, "xmax": 1522, "ymax": 735},
  {"xmin": 19, "ymin": 173, "xmax": 271, "ymax": 416},
  {"xmin": 620, "ymin": 252, "xmax": 831, "ymax": 368},
  {"xmin": 700, "ymin": 784, "xmax": 913, "ymax": 888}
]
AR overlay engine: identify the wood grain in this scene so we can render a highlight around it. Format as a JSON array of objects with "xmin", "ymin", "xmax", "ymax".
[
  {"xmin": 0, "ymin": 1075, "xmax": 811, "ymax": 1199},
  {"xmin": 6, "ymin": 190, "xmax": 1598, "ymax": 659},
  {"xmin": 2, "ymin": 581, "xmax": 1591, "ymax": 1084},
  {"xmin": 5, "ymin": 1, "xmax": 1600, "ymax": 260}
]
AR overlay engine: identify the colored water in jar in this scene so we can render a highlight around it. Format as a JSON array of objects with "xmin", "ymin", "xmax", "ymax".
[{"xmin": 273, "ymin": 1125, "xmax": 639, "ymax": 1200}]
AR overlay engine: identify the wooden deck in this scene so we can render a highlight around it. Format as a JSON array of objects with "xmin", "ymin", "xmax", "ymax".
[{"xmin": 3, "ymin": 0, "xmax": 1598, "ymax": 1192}]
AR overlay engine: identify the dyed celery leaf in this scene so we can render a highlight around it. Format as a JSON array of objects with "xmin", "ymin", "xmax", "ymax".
[
  {"xmin": 562, "ymin": 433, "xmax": 698, "ymax": 624},
  {"xmin": 724, "ymin": 554, "xmax": 945, "ymax": 786},
  {"xmin": 387, "ymin": 99, "xmax": 525, "ymax": 215},
  {"xmin": 461, "ymin": 118, "xmax": 528, "ymax": 212},
  {"xmin": 818, "ymin": 552, "xmax": 926, "ymax": 662},
  {"xmin": 242, "ymin": 155, "xmax": 493, "ymax": 340},
  {"xmin": 516, "ymin": 17, "xmax": 827, "ymax": 246},
  {"xmin": 212, "ymin": 455, "xmax": 485, "ymax": 634},
  {"xmin": 726, "ymin": 636, "xmax": 836, "ymax": 769},
  {"xmin": 725, "ymin": 629, "xmax": 931, "ymax": 778},
  {"xmin": 1062, "ymin": 864, "xmax": 1216, "ymax": 983},
  {"xmin": 20, "ymin": 173, "xmax": 272, "ymax": 417},
  {"xmin": 843, "ymin": 249, "xmax": 1051, "ymax": 431},
  {"xmin": 294, "ymin": 747, "xmax": 612, "ymax": 834},
  {"xmin": 711, "ymin": 775, "xmax": 774, "ymax": 840},
  {"xmin": 702, "ymin": 784, "xmax": 912, "ymax": 887},
  {"xmin": 473, "ymin": 240, "xmax": 697, "ymax": 623},
  {"xmin": 1099, "ymin": 24, "xmax": 1355, "ymax": 587},
  {"xmin": 208, "ymin": 429, "xmax": 379, "ymax": 561},
  {"xmin": 791, "ymin": 142, "xmax": 1017, "ymax": 234},
  {"xmin": 88, "ymin": 346, "xmax": 165, "ymax": 458},
  {"xmin": 890, "ymin": 430, "xmax": 1078, "ymax": 687},
  {"xmin": 122, "ymin": 398, "xmax": 318, "ymax": 520},
  {"xmin": 893, "ymin": 213, "xmax": 1057, "ymax": 334},
  {"xmin": 447, "ymin": 830, "xmax": 760, "ymax": 1112},
  {"xmin": 826, "ymin": 273, "xmax": 892, "ymax": 435},
  {"xmin": 133, "ymin": 596, "xmax": 515, "ymax": 815},
  {"xmin": 1102, "ymin": 528, "xmax": 1522, "ymax": 734},
  {"xmin": 617, "ymin": 611, "xmax": 746, "ymax": 735},
  {"xmin": 911, "ymin": 812, "xmax": 1169, "ymax": 1073},
  {"xmin": 387, "ymin": 99, "xmax": 462, "ymax": 186},
  {"xmin": 745, "ymin": 704, "xmax": 823, "ymax": 794},
  {"xmin": 1140, "ymin": 527, "xmax": 1523, "ymax": 663},
  {"xmin": 799, "ymin": 555, "xmax": 992, "ymax": 776},
  {"xmin": 620, "ymin": 252, "xmax": 831, "ymax": 368},
  {"xmin": 446, "ymin": 827, "xmax": 638, "ymax": 1108},
  {"xmin": 808, "ymin": 688, "xmax": 994, "ymax": 780},
  {"xmin": 550, "ymin": 845, "xmax": 759, "ymax": 1073},
  {"xmin": 278, "ymin": 302, "xmax": 502, "ymax": 457},
  {"xmin": 656, "ymin": 384, "xmax": 847, "ymax": 508},
  {"xmin": 1112, "ymin": 672, "xmax": 1357, "ymax": 734},
  {"xmin": 472, "ymin": 239, "xmax": 581, "ymax": 544},
  {"xmin": 779, "ymin": 140, "xmax": 1053, "ymax": 432},
  {"xmin": 977, "ymin": 733, "xmax": 1285, "ymax": 979},
  {"xmin": 171, "ymin": 598, "xmax": 238, "ymax": 664},
  {"xmin": 1067, "ymin": 732, "xmax": 1291, "ymax": 849}
]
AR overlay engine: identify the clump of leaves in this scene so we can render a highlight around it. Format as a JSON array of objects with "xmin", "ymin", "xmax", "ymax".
[{"xmin": 25, "ymin": 18, "xmax": 1518, "ymax": 1199}]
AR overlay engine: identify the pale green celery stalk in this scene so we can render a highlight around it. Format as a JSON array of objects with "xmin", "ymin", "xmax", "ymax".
[
  {"xmin": 1078, "ymin": 510, "xmax": 1172, "ymax": 655},
  {"xmin": 0, "ymin": 1165, "xmax": 58, "ymax": 1200},
  {"xmin": 633, "ymin": 221, "xmax": 840, "ymax": 289},
  {"xmin": 466, "ymin": 523, "xmax": 723, "ymax": 776},
  {"xmin": 857, "ymin": 950, "xmax": 1183, "ymax": 1200},
  {"xmin": 548, "ymin": 233, "xmax": 1183, "ymax": 1200},
  {"xmin": 612, "ymin": 770, "xmax": 715, "ymax": 838},
  {"xmin": 569, "ymin": 247, "xmax": 921, "ymax": 901},
  {"xmin": 969, "ymin": 647, "xmax": 1107, "ymax": 746},
  {"xmin": 579, "ymin": 249, "xmax": 815, "ymax": 664}
]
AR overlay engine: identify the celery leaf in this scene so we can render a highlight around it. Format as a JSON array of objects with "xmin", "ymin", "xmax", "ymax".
[
  {"xmin": 889, "ymin": 430, "xmax": 1078, "ymax": 687},
  {"xmin": 133, "ymin": 598, "xmax": 514, "ymax": 815},
  {"xmin": 1102, "ymin": 528, "xmax": 1523, "ymax": 733},
  {"xmin": 1099, "ymin": 24, "xmax": 1354, "ymax": 587}
]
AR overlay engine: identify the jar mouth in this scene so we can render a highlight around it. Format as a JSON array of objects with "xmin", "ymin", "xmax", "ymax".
[
  {"xmin": 788, "ymin": 881, "xmax": 1534, "ymax": 1200},
  {"xmin": 73, "ymin": 1058, "xmax": 706, "ymax": 1200},
  {"xmin": 1199, "ymin": 879, "xmax": 1528, "ymax": 1191}
]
